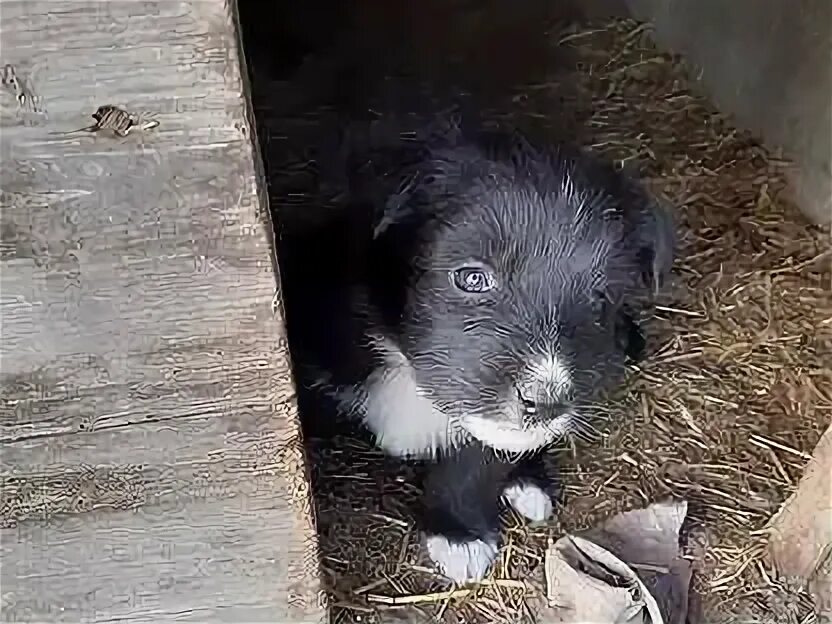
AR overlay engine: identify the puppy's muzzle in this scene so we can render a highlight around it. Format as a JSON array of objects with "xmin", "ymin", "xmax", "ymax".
[{"xmin": 516, "ymin": 385, "xmax": 574, "ymax": 422}]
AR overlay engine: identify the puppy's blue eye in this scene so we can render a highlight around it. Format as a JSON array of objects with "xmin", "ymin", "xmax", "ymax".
[{"xmin": 452, "ymin": 267, "xmax": 496, "ymax": 293}]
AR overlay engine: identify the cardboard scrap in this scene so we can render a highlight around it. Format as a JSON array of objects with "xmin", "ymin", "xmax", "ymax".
[
  {"xmin": 533, "ymin": 500, "xmax": 694, "ymax": 624},
  {"xmin": 767, "ymin": 423, "xmax": 832, "ymax": 617},
  {"xmin": 582, "ymin": 500, "xmax": 693, "ymax": 624}
]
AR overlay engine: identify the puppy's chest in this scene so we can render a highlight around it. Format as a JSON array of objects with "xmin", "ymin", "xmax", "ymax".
[{"xmin": 327, "ymin": 364, "xmax": 470, "ymax": 459}]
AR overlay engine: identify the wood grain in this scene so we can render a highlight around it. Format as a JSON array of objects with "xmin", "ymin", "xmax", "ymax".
[
  {"xmin": 768, "ymin": 423, "xmax": 832, "ymax": 615},
  {"xmin": 0, "ymin": 0, "xmax": 325, "ymax": 621}
]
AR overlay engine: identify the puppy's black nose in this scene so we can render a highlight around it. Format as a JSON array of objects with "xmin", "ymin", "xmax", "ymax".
[{"xmin": 517, "ymin": 387, "xmax": 572, "ymax": 417}]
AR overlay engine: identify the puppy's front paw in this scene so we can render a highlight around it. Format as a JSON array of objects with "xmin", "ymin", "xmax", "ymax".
[
  {"xmin": 425, "ymin": 534, "xmax": 498, "ymax": 584},
  {"xmin": 502, "ymin": 482, "xmax": 553, "ymax": 523}
]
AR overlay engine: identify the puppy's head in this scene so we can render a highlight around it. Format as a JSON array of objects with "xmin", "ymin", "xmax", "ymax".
[{"xmin": 362, "ymin": 124, "xmax": 675, "ymax": 455}]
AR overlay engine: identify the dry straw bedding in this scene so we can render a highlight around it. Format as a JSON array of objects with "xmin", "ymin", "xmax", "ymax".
[{"xmin": 284, "ymin": 18, "xmax": 832, "ymax": 624}]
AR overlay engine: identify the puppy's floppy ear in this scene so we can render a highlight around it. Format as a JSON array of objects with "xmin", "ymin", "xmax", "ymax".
[
  {"xmin": 340, "ymin": 128, "xmax": 422, "ymax": 241},
  {"xmin": 578, "ymin": 151, "xmax": 676, "ymax": 296},
  {"xmin": 609, "ymin": 158, "xmax": 676, "ymax": 295},
  {"xmin": 372, "ymin": 173, "xmax": 421, "ymax": 239},
  {"xmin": 368, "ymin": 109, "xmax": 474, "ymax": 240},
  {"xmin": 635, "ymin": 196, "xmax": 676, "ymax": 295},
  {"xmin": 341, "ymin": 107, "xmax": 469, "ymax": 241}
]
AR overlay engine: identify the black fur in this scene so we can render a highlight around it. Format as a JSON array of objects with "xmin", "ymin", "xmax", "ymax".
[{"xmin": 420, "ymin": 442, "xmax": 561, "ymax": 537}]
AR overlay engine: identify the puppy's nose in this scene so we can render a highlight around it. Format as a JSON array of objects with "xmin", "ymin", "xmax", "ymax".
[
  {"xmin": 516, "ymin": 385, "xmax": 574, "ymax": 417},
  {"xmin": 515, "ymin": 353, "xmax": 574, "ymax": 421}
]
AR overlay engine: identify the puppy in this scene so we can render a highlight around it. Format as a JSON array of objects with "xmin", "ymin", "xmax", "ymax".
[{"xmin": 282, "ymin": 112, "xmax": 675, "ymax": 585}]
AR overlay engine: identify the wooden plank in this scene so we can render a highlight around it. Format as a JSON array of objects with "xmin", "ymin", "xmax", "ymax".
[
  {"xmin": 767, "ymin": 423, "xmax": 832, "ymax": 616},
  {"xmin": 2, "ymin": 417, "xmax": 318, "ymax": 622},
  {"xmin": 0, "ymin": 0, "xmax": 325, "ymax": 621}
]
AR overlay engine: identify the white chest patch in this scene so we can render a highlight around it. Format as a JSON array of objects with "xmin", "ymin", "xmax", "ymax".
[
  {"xmin": 305, "ymin": 353, "xmax": 467, "ymax": 459},
  {"xmin": 358, "ymin": 363, "xmax": 466, "ymax": 458},
  {"xmin": 459, "ymin": 413, "xmax": 572, "ymax": 456}
]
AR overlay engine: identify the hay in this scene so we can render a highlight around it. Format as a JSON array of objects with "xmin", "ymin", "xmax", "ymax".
[{"xmin": 262, "ymin": 15, "xmax": 831, "ymax": 624}]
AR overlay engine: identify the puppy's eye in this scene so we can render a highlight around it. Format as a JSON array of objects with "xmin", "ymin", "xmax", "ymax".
[{"xmin": 451, "ymin": 267, "xmax": 497, "ymax": 294}]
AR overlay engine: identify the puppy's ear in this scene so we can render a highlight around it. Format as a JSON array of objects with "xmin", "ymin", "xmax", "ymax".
[
  {"xmin": 609, "ymin": 159, "xmax": 676, "ymax": 295},
  {"xmin": 362, "ymin": 106, "xmax": 477, "ymax": 240},
  {"xmin": 370, "ymin": 118, "xmax": 469, "ymax": 240},
  {"xmin": 635, "ymin": 197, "xmax": 676, "ymax": 295},
  {"xmin": 341, "ymin": 132, "xmax": 423, "ymax": 241},
  {"xmin": 372, "ymin": 174, "xmax": 420, "ymax": 239}
]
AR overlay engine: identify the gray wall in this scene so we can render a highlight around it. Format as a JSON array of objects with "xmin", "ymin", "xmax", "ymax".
[{"xmin": 623, "ymin": 0, "xmax": 832, "ymax": 225}]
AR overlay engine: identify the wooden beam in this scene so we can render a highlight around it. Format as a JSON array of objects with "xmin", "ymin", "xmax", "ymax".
[{"xmin": 0, "ymin": 1, "xmax": 325, "ymax": 621}]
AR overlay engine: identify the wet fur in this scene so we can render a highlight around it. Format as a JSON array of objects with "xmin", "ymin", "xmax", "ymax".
[{"xmin": 281, "ymin": 111, "xmax": 674, "ymax": 583}]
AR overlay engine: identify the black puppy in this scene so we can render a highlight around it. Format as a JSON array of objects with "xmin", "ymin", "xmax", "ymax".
[{"xmin": 283, "ymin": 113, "xmax": 674, "ymax": 584}]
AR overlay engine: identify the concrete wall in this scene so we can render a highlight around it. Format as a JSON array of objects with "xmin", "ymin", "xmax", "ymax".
[{"xmin": 623, "ymin": 0, "xmax": 832, "ymax": 225}]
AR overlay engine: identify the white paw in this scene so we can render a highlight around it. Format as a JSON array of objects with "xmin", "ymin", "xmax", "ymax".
[
  {"xmin": 425, "ymin": 534, "xmax": 498, "ymax": 584},
  {"xmin": 502, "ymin": 482, "xmax": 553, "ymax": 523}
]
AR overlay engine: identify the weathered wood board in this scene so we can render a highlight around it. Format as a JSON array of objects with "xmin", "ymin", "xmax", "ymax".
[
  {"xmin": 768, "ymin": 423, "xmax": 832, "ymax": 616},
  {"xmin": 0, "ymin": 1, "xmax": 326, "ymax": 622}
]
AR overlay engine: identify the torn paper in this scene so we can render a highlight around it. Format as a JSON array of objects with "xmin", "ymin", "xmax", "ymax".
[{"xmin": 533, "ymin": 500, "xmax": 694, "ymax": 624}]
